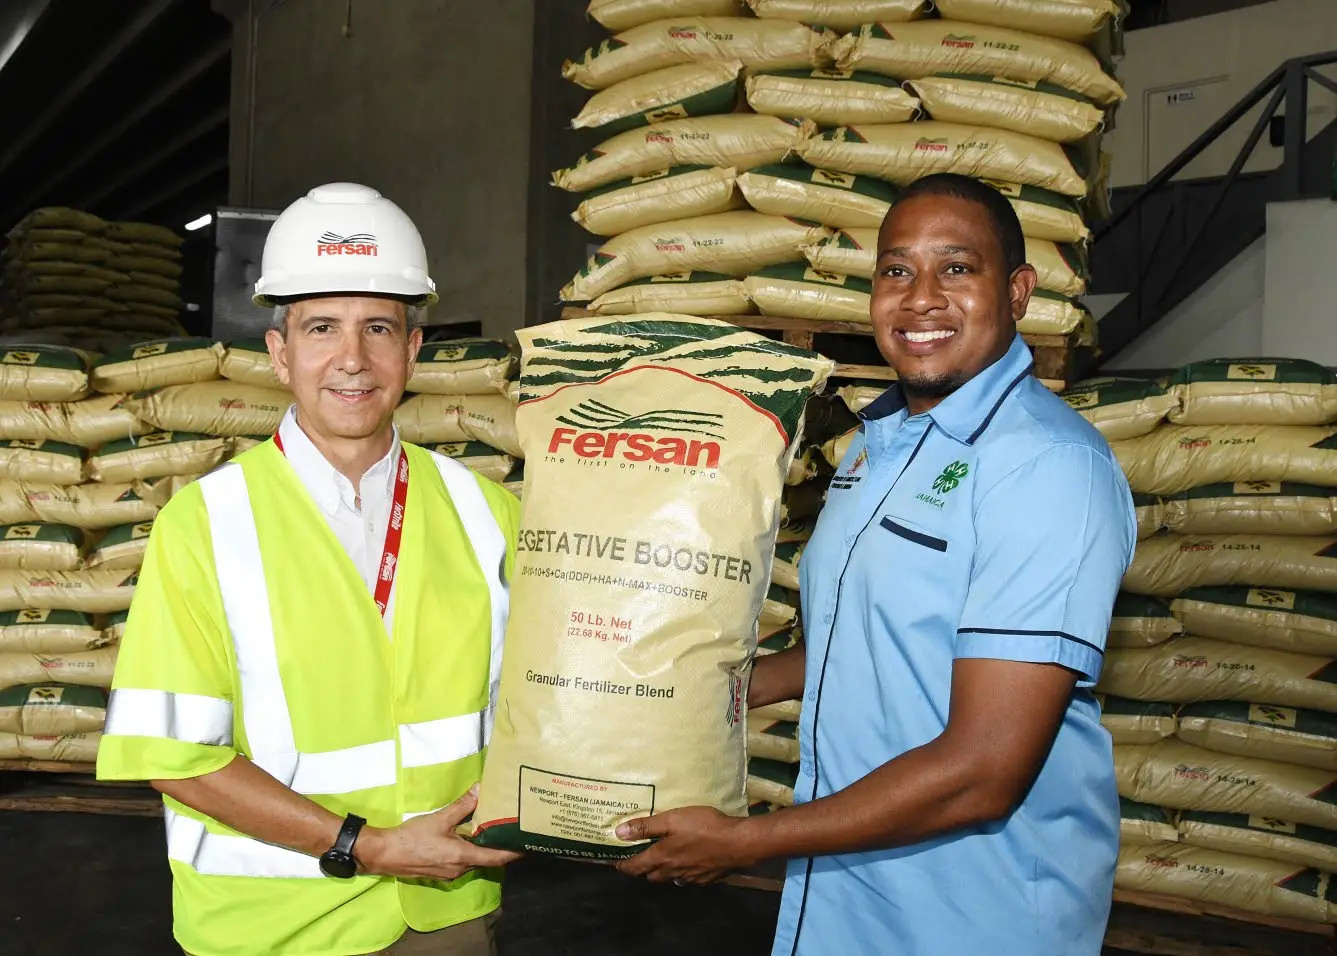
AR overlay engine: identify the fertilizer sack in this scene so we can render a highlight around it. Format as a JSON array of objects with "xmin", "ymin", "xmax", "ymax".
[
  {"xmin": 1060, "ymin": 377, "xmax": 1177, "ymax": 442},
  {"xmin": 831, "ymin": 21, "xmax": 1125, "ymax": 105},
  {"xmin": 1168, "ymin": 358, "xmax": 1337, "ymax": 427},
  {"xmin": 1179, "ymin": 811, "xmax": 1337, "ymax": 875},
  {"xmin": 0, "ymin": 647, "xmax": 118, "ymax": 690},
  {"xmin": 84, "ymin": 521, "xmax": 154, "ymax": 571},
  {"xmin": 590, "ymin": 272, "xmax": 753, "ymax": 316},
  {"xmin": 1133, "ymin": 494, "xmax": 1163, "ymax": 541},
  {"xmin": 745, "ymin": 68, "xmax": 920, "ymax": 127},
  {"xmin": 1115, "ymin": 739, "xmax": 1337, "ymax": 831},
  {"xmin": 470, "ymin": 314, "xmax": 832, "ymax": 859},
  {"xmin": 1120, "ymin": 798, "xmax": 1178, "ymax": 845},
  {"xmin": 0, "ymin": 731, "xmax": 102, "ymax": 763},
  {"xmin": 771, "ymin": 540, "xmax": 804, "ymax": 589},
  {"xmin": 0, "ymin": 609, "xmax": 106, "ymax": 654},
  {"xmin": 1016, "ymin": 289, "xmax": 1090, "ymax": 336},
  {"xmin": 1099, "ymin": 636, "xmax": 1337, "ymax": 713},
  {"xmin": 798, "ymin": 121, "xmax": 1091, "ymax": 198},
  {"xmin": 747, "ymin": 715, "xmax": 799, "ymax": 763},
  {"xmin": 988, "ymin": 180, "xmax": 1091, "ymax": 244},
  {"xmin": 1163, "ymin": 482, "xmax": 1337, "ymax": 537},
  {"xmin": 1111, "ymin": 425, "xmax": 1337, "ymax": 496},
  {"xmin": 1025, "ymin": 238, "xmax": 1088, "ymax": 297},
  {"xmin": 1172, "ymin": 586, "xmax": 1337, "ymax": 658},
  {"xmin": 0, "ymin": 684, "xmax": 106, "ymax": 737},
  {"xmin": 126, "ymin": 382, "xmax": 290, "ymax": 437},
  {"xmin": 744, "ymin": 264, "xmax": 871, "ymax": 323},
  {"xmin": 0, "ymin": 440, "xmax": 84, "ymax": 485},
  {"xmin": 219, "ymin": 340, "xmax": 282, "ymax": 389},
  {"xmin": 563, "ymin": 18, "xmax": 835, "ymax": 91},
  {"xmin": 424, "ymin": 443, "xmax": 516, "ymax": 484},
  {"xmin": 1123, "ymin": 532, "xmax": 1337, "ymax": 598},
  {"xmin": 408, "ymin": 340, "xmax": 515, "ymax": 396},
  {"xmin": 746, "ymin": 0, "xmax": 925, "ymax": 29},
  {"xmin": 554, "ymin": 115, "xmax": 813, "ymax": 193},
  {"xmin": 102, "ymin": 610, "xmax": 129, "ymax": 646},
  {"xmin": 1097, "ymin": 694, "xmax": 1177, "ymax": 745},
  {"xmin": 0, "ymin": 346, "xmax": 89, "ymax": 402},
  {"xmin": 747, "ymin": 756, "xmax": 798, "ymax": 807},
  {"xmin": 573, "ymin": 166, "xmax": 745, "ymax": 237},
  {"xmin": 0, "ymin": 524, "xmax": 83, "ymax": 572},
  {"xmin": 587, "ymin": 0, "xmax": 747, "ymax": 34},
  {"xmin": 1114, "ymin": 841, "xmax": 1337, "ymax": 925},
  {"xmin": 572, "ymin": 60, "xmax": 743, "ymax": 132},
  {"xmin": 1177, "ymin": 701, "xmax": 1337, "ymax": 772},
  {"xmin": 737, "ymin": 164, "xmax": 899, "ymax": 230},
  {"xmin": 562, "ymin": 211, "xmax": 830, "ymax": 302},
  {"xmin": 908, "ymin": 74, "xmax": 1105, "ymax": 144},
  {"xmin": 801, "ymin": 227, "xmax": 879, "ymax": 279},
  {"xmin": 88, "ymin": 432, "xmax": 230, "ymax": 484},
  {"xmin": 1108, "ymin": 593, "xmax": 1181, "ymax": 649},
  {"xmin": 89, "ymin": 338, "xmax": 223, "ymax": 394},
  {"xmin": 0, "ymin": 394, "xmax": 147, "ymax": 447},
  {"xmin": 935, "ymin": 0, "xmax": 1124, "ymax": 45},
  {"xmin": 19, "ymin": 481, "xmax": 159, "ymax": 530},
  {"xmin": 393, "ymin": 394, "xmax": 520, "ymax": 457},
  {"xmin": 0, "ymin": 570, "xmax": 137, "ymax": 614}
]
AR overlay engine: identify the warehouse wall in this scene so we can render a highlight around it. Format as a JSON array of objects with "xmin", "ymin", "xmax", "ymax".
[
  {"xmin": 215, "ymin": 0, "xmax": 535, "ymax": 339},
  {"xmin": 1106, "ymin": 0, "xmax": 1337, "ymax": 187}
]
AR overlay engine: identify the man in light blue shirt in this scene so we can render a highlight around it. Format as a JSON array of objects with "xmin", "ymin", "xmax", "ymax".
[{"xmin": 616, "ymin": 173, "xmax": 1136, "ymax": 954}]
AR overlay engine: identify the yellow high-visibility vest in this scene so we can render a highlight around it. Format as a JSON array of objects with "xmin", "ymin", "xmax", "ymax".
[{"xmin": 97, "ymin": 439, "xmax": 519, "ymax": 956}]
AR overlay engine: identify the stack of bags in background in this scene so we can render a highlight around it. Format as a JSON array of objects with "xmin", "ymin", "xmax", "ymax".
[
  {"xmin": 1062, "ymin": 360, "xmax": 1337, "ymax": 924},
  {"xmin": 1, "ymin": 207, "xmax": 186, "ymax": 354},
  {"xmin": 0, "ymin": 335, "xmax": 522, "ymax": 767},
  {"xmin": 556, "ymin": 0, "xmax": 1122, "ymax": 347}
]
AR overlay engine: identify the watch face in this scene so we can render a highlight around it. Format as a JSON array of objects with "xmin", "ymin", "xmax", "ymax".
[{"xmin": 320, "ymin": 850, "xmax": 356, "ymax": 880}]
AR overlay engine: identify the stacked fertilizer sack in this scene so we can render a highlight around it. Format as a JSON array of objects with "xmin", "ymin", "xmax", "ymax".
[
  {"xmin": 557, "ymin": 0, "xmax": 1124, "ymax": 348},
  {"xmin": 0, "ymin": 336, "xmax": 521, "ymax": 768},
  {"xmin": 1, "ymin": 208, "xmax": 186, "ymax": 355},
  {"xmin": 1062, "ymin": 361, "xmax": 1337, "ymax": 924}
]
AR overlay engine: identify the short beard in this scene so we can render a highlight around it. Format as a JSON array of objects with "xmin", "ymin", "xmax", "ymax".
[{"xmin": 900, "ymin": 369, "xmax": 968, "ymax": 401}]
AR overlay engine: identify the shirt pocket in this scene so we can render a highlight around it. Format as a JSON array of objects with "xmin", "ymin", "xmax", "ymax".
[{"xmin": 879, "ymin": 514, "xmax": 949, "ymax": 553}]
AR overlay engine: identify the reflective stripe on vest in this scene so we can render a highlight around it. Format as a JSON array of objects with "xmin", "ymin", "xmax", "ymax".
[
  {"xmin": 162, "ymin": 451, "xmax": 507, "ymax": 878},
  {"xmin": 104, "ymin": 688, "xmax": 235, "ymax": 745}
]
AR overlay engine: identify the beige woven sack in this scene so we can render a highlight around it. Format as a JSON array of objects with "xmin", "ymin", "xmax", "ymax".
[
  {"xmin": 1133, "ymin": 494, "xmax": 1162, "ymax": 541},
  {"xmin": 554, "ymin": 116, "xmax": 813, "ymax": 193},
  {"xmin": 0, "ymin": 524, "xmax": 84, "ymax": 572},
  {"xmin": 1060, "ymin": 378, "xmax": 1176, "ymax": 441},
  {"xmin": 1099, "ymin": 636, "xmax": 1337, "ymax": 713},
  {"xmin": 587, "ymin": 0, "xmax": 747, "ymax": 32},
  {"xmin": 1176, "ymin": 701, "xmax": 1337, "ymax": 773},
  {"xmin": 1096, "ymin": 695, "xmax": 1176, "ymax": 745},
  {"xmin": 907, "ymin": 74, "xmax": 1105, "ymax": 144},
  {"xmin": 744, "ymin": 264, "xmax": 870, "ymax": 323},
  {"xmin": 0, "ymin": 646, "xmax": 119, "ymax": 689},
  {"xmin": 84, "ymin": 521, "xmax": 153, "ymax": 571},
  {"xmin": 87, "ymin": 432, "xmax": 230, "ymax": 484},
  {"xmin": 573, "ymin": 60, "xmax": 744, "ymax": 131},
  {"xmin": 1171, "ymin": 587, "xmax": 1337, "ymax": 658},
  {"xmin": 1162, "ymin": 482, "xmax": 1337, "ymax": 536},
  {"xmin": 423, "ymin": 443, "xmax": 516, "ymax": 484},
  {"xmin": 745, "ymin": 69, "xmax": 921, "ymax": 127},
  {"xmin": 988, "ymin": 180, "xmax": 1091, "ymax": 244},
  {"xmin": 564, "ymin": 18, "xmax": 835, "ymax": 90},
  {"xmin": 1112, "ymin": 425, "xmax": 1337, "ymax": 497},
  {"xmin": 90, "ymin": 339, "xmax": 222, "ymax": 393},
  {"xmin": 1016, "ymin": 290, "xmax": 1087, "ymax": 336},
  {"xmin": 1167, "ymin": 358, "xmax": 1337, "ymax": 427},
  {"xmin": 563, "ymin": 212, "xmax": 830, "ymax": 302},
  {"xmin": 218, "ymin": 341, "xmax": 282, "ymax": 389},
  {"xmin": 0, "ymin": 346, "xmax": 90, "ymax": 402},
  {"xmin": 1107, "ymin": 594, "xmax": 1181, "ymax": 649},
  {"xmin": 1125, "ymin": 533, "xmax": 1337, "ymax": 597},
  {"xmin": 574, "ymin": 166, "xmax": 745, "ymax": 237},
  {"xmin": 737, "ymin": 165, "xmax": 899, "ymax": 230},
  {"xmin": 407, "ymin": 340, "xmax": 514, "ymax": 396},
  {"xmin": 0, "ymin": 394, "xmax": 147, "ymax": 447},
  {"xmin": 1177, "ymin": 811, "xmax": 1337, "ymax": 877},
  {"xmin": 832, "ymin": 21, "xmax": 1125, "ymax": 105},
  {"xmin": 0, "ymin": 683, "xmax": 106, "ymax": 737},
  {"xmin": 0, "ymin": 609, "xmax": 107, "ymax": 654},
  {"xmin": 16, "ymin": 481, "xmax": 160, "ymax": 530},
  {"xmin": 0, "ymin": 731, "xmax": 102, "ymax": 763},
  {"xmin": 394, "ymin": 394, "xmax": 520, "ymax": 457},
  {"xmin": 0, "ymin": 440, "xmax": 85, "ymax": 485},
  {"xmin": 798, "ymin": 121, "xmax": 1089, "ymax": 197},
  {"xmin": 745, "ymin": 0, "xmax": 925, "ymax": 29},
  {"xmin": 0, "ymin": 570, "xmax": 137, "ymax": 614},
  {"xmin": 935, "ymin": 0, "xmax": 1123, "ymax": 44},
  {"xmin": 801, "ymin": 227, "xmax": 879, "ymax": 278},
  {"xmin": 126, "ymin": 382, "xmax": 290, "ymax": 437},
  {"xmin": 589, "ymin": 272, "xmax": 753, "ymax": 316}
]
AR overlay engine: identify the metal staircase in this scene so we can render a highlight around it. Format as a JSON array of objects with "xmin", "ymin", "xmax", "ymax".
[{"xmin": 1089, "ymin": 52, "xmax": 1337, "ymax": 371}]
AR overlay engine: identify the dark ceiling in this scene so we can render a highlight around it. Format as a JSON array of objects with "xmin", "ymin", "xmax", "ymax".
[{"xmin": 0, "ymin": 0, "xmax": 230, "ymax": 235}]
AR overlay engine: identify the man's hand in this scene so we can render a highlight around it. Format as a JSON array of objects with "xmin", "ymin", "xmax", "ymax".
[
  {"xmin": 358, "ymin": 784, "xmax": 521, "ymax": 882},
  {"xmin": 613, "ymin": 807, "xmax": 754, "ymax": 885}
]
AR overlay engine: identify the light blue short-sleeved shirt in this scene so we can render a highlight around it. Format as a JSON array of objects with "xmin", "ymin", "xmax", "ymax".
[{"xmin": 771, "ymin": 334, "xmax": 1136, "ymax": 956}]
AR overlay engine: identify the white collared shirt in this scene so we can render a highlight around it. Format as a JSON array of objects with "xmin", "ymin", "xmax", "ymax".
[{"xmin": 276, "ymin": 405, "xmax": 400, "ymax": 636}]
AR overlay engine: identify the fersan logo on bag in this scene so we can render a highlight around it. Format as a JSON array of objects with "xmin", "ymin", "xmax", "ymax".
[
  {"xmin": 316, "ymin": 231, "xmax": 378, "ymax": 257},
  {"xmin": 548, "ymin": 400, "xmax": 725, "ymax": 470},
  {"xmin": 915, "ymin": 137, "xmax": 950, "ymax": 153}
]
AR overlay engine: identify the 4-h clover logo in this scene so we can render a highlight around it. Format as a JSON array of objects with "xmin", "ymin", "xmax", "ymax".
[{"xmin": 932, "ymin": 461, "xmax": 969, "ymax": 494}]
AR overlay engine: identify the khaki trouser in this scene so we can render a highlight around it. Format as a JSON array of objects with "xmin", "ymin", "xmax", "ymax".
[{"xmin": 370, "ymin": 911, "xmax": 499, "ymax": 956}]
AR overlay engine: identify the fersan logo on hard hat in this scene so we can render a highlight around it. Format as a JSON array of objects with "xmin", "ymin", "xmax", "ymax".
[
  {"xmin": 548, "ymin": 400, "xmax": 725, "ymax": 469},
  {"xmin": 317, "ymin": 231, "xmax": 378, "ymax": 257}
]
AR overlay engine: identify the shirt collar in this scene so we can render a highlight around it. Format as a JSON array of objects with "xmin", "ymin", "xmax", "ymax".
[
  {"xmin": 858, "ymin": 333, "xmax": 1035, "ymax": 445},
  {"xmin": 277, "ymin": 405, "xmax": 401, "ymax": 516}
]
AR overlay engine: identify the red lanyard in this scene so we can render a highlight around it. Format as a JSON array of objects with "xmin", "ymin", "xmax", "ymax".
[{"xmin": 273, "ymin": 429, "xmax": 409, "ymax": 618}]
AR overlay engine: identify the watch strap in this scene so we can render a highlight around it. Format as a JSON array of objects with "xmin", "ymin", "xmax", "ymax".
[{"xmin": 333, "ymin": 813, "xmax": 367, "ymax": 858}]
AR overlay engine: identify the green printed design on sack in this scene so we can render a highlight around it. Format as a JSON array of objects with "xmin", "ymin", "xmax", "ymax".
[
  {"xmin": 935, "ymin": 72, "xmax": 1098, "ymax": 104},
  {"xmin": 0, "ymin": 524, "xmax": 81, "ymax": 546},
  {"xmin": 1170, "ymin": 358, "xmax": 1334, "ymax": 386},
  {"xmin": 0, "ymin": 347, "xmax": 85, "ymax": 372}
]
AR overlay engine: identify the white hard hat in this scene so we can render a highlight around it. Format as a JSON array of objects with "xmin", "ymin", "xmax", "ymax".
[{"xmin": 253, "ymin": 182, "xmax": 437, "ymax": 306}]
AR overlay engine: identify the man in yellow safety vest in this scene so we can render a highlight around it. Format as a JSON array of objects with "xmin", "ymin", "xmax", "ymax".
[{"xmin": 97, "ymin": 182, "xmax": 522, "ymax": 956}]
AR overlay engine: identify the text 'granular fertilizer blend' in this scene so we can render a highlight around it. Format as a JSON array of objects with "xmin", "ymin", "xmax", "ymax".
[{"xmin": 471, "ymin": 314, "xmax": 832, "ymax": 858}]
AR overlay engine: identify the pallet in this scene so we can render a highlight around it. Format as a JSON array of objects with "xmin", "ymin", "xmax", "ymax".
[
  {"xmin": 557, "ymin": 308, "xmax": 1081, "ymax": 392},
  {"xmin": 0, "ymin": 764, "xmax": 161, "ymax": 817}
]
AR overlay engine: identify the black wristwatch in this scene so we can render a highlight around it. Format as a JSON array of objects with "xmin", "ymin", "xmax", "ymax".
[{"xmin": 319, "ymin": 813, "xmax": 367, "ymax": 879}]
